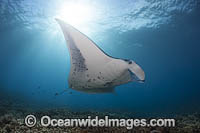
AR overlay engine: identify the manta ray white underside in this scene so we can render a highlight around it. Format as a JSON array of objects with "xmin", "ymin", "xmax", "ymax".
[{"xmin": 56, "ymin": 19, "xmax": 145, "ymax": 93}]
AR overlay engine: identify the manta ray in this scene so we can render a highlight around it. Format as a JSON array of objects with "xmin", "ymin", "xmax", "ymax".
[{"xmin": 56, "ymin": 19, "xmax": 145, "ymax": 93}]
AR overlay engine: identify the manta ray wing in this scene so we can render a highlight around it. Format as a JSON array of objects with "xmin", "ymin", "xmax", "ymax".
[
  {"xmin": 56, "ymin": 19, "xmax": 115, "ymax": 90},
  {"xmin": 56, "ymin": 19, "xmax": 112, "ymax": 70}
]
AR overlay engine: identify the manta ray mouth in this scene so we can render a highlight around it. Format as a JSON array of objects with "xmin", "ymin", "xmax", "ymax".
[{"xmin": 138, "ymin": 79, "xmax": 145, "ymax": 83}]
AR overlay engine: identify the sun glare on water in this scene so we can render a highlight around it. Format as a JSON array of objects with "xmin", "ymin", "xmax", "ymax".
[{"xmin": 56, "ymin": 3, "xmax": 93, "ymax": 27}]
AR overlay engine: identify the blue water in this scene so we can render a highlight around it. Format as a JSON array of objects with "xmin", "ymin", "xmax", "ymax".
[{"xmin": 0, "ymin": 0, "xmax": 200, "ymax": 116}]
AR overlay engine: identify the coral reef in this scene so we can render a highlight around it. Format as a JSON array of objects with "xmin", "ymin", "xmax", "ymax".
[
  {"xmin": 0, "ymin": 107, "xmax": 200, "ymax": 133},
  {"xmin": 0, "ymin": 98, "xmax": 199, "ymax": 133}
]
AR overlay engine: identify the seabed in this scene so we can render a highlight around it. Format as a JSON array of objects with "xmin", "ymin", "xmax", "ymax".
[{"xmin": 0, "ymin": 105, "xmax": 200, "ymax": 133}]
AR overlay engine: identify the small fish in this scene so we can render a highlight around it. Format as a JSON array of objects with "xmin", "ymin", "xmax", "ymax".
[{"xmin": 54, "ymin": 89, "xmax": 68, "ymax": 96}]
